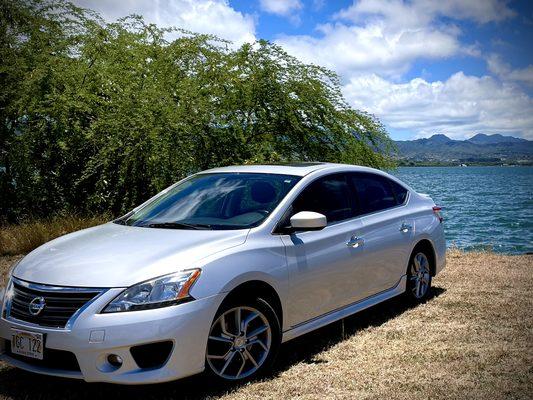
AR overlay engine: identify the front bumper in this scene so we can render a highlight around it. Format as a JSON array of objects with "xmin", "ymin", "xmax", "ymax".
[{"xmin": 0, "ymin": 286, "xmax": 224, "ymax": 384}]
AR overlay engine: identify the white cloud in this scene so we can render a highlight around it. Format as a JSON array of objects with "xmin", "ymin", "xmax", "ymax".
[
  {"xmin": 259, "ymin": 0, "xmax": 302, "ymax": 16},
  {"xmin": 275, "ymin": 0, "xmax": 531, "ymax": 139},
  {"xmin": 343, "ymin": 72, "xmax": 533, "ymax": 139},
  {"xmin": 487, "ymin": 54, "xmax": 533, "ymax": 86},
  {"xmin": 259, "ymin": 0, "xmax": 303, "ymax": 24},
  {"xmin": 74, "ymin": 0, "xmax": 256, "ymax": 45},
  {"xmin": 276, "ymin": 0, "xmax": 515, "ymax": 79},
  {"xmin": 277, "ymin": 23, "xmax": 460, "ymax": 79},
  {"xmin": 336, "ymin": 0, "xmax": 516, "ymax": 28}
]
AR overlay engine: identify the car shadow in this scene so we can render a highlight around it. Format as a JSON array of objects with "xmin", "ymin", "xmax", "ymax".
[{"xmin": 0, "ymin": 287, "xmax": 445, "ymax": 400}]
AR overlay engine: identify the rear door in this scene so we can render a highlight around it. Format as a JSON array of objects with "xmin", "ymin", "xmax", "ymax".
[{"xmin": 348, "ymin": 172, "xmax": 414, "ymax": 293}]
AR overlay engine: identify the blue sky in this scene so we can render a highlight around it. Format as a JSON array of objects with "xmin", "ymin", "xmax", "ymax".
[{"xmin": 75, "ymin": 0, "xmax": 533, "ymax": 140}]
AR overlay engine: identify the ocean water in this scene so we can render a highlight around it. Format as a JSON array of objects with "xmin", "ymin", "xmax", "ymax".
[{"xmin": 392, "ymin": 167, "xmax": 533, "ymax": 254}]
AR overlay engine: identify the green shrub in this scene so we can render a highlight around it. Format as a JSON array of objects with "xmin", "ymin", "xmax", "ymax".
[{"xmin": 0, "ymin": 0, "xmax": 395, "ymax": 222}]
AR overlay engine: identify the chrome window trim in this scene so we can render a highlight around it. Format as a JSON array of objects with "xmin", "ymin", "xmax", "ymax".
[
  {"xmin": 4, "ymin": 277, "xmax": 107, "ymax": 331},
  {"xmin": 271, "ymin": 171, "xmax": 412, "ymax": 235}
]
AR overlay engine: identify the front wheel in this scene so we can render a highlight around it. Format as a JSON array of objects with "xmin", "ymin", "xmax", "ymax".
[
  {"xmin": 406, "ymin": 251, "xmax": 432, "ymax": 300},
  {"xmin": 205, "ymin": 298, "xmax": 280, "ymax": 382}
]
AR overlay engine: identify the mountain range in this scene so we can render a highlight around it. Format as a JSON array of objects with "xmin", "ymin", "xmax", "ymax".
[{"xmin": 394, "ymin": 134, "xmax": 533, "ymax": 166}]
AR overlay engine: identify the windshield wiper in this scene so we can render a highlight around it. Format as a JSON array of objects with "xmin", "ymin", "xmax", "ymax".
[{"xmin": 145, "ymin": 222, "xmax": 212, "ymax": 230}]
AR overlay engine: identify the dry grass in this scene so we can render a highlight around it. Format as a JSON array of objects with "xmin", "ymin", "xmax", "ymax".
[
  {"xmin": 0, "ymin": 250, "xmax": 531, "ymax": 399},
  {"xmin": 0, "ymin": 215, "xmax": 109, "ymax": 256}
]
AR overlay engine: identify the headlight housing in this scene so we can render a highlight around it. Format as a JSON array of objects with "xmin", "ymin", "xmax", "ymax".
[{"xmin": 102, "ymin": 269, "xmax": 201, "ymax": 313}]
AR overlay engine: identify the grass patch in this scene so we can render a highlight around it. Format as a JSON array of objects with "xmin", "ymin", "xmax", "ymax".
[
  {"xmin": 0, "ymin": 215, "xmax": 109, "ymax": 256},
  {"xmin": 0, "ymin": 250, "xmax": 531, "ymax": 399}
]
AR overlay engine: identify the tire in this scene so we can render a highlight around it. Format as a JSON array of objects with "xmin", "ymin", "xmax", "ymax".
[
  {"xmin": 406, "ymin": 249, "xmax": 433, "ymax": 301},
  {"xmin": 205, "ymin": 296, "xmax": 281, "ymax": 382}
]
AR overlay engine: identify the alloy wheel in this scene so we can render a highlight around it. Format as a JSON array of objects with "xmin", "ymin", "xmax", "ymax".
[
  {"xmin": 206, "ymin": 306, "xmax": 272, "ymax": 380},
  {"xmin": 410, "ymin": 252, "xmax": 431, "ymax": 299}
]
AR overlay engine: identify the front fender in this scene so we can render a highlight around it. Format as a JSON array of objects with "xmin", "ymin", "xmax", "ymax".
[{"xmin": 188, "ymin": 236, "xmax": 289, "ymax": 315}]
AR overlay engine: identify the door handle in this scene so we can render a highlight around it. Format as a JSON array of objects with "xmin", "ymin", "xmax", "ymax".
[
  {"xmin": 346, "ymin": 235, "xmax": 364, "ymax": 248},
  {"xmin": 400, "ymin": 223, "xmax": 413, "ymax": 233}
]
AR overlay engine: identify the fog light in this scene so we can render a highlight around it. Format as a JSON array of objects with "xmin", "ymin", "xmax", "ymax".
[{"xmin": 107, "ymin": 354, "xmax": 123, "ymax": 368}]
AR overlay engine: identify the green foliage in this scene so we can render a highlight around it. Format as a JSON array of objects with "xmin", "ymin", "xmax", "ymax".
[{"xmin": 0, "ymin": 0, "xmax": 395, "ymax": 222}]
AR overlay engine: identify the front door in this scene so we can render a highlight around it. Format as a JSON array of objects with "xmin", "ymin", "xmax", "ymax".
[{"xmin": 280, "ymin": 173, "xmax": 370, "ymax": 328}]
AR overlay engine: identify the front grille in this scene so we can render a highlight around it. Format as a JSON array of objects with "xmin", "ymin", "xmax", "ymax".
[
  {"xmin": 5, "ymin": 340, "xmax": 81, "ymax": 372},
  {"xmin": 8, "ymin": 280, "xmax": 101, "ymax": 328}
]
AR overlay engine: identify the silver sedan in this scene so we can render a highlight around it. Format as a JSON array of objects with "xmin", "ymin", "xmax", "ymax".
[{"xmin": 0, "ymin": 163, "xmax": 445, "ymax": 384}]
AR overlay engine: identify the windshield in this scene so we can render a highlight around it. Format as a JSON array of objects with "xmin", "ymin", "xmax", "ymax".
[{"xmin": 116, "ymin": 173, "xmax": 300, "ymax": 230}]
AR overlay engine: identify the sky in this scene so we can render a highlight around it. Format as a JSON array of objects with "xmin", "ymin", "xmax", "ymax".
[{"xmin": 73, "ymin": 0, "xmax": 533, "ymax": 141}]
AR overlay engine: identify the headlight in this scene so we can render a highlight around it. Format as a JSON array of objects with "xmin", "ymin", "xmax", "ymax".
[{"xmin": 102, "ymin": 269, "xmax": 201, "ymax": 313}]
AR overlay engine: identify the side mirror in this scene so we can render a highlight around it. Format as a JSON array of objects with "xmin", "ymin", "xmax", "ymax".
[{"xmin": 289, "ymin": 211, "xmax": 327, "ymax": 231}]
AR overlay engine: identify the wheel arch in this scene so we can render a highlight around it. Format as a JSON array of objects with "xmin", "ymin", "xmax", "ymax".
[
  {"xmin": 409, "ymin": 239, "xmax": 437, "ymax": 276},
  {"xmin": 219, "ymin": 280, "xmax": 284, "ymax": 329}
]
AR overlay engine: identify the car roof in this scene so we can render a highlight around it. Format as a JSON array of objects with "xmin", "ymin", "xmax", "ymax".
[{"xmin": 198, "ymin": 162, "xmax": 384, "ymax": 177}]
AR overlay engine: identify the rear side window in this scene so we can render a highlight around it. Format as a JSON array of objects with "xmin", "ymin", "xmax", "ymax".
[
  {"xmin": 390, "ymin": 180, "xmax": 408, "ymax": 205},
  {"xmin": 350, "ymin": 173, "xmax": 398, "ymax": 214},
  {"xmin": 292, "ymin": 174, "xmax": 355, "ymax": 224}
]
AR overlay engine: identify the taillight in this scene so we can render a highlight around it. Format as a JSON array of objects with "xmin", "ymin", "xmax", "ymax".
[{"xmin": 433, "ymin": 206, "xmax": 443, "ymax": 222}]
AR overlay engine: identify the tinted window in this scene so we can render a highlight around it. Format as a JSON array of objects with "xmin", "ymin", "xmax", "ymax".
[
  {"xmin": 390, "ymin": 180, "xmax": 408, "ymax": 204},
  {"xmin": 292, "ymin": 174, "xmax": 354, "ymax": 224},
  {"xmin": 350, "ymin": 173, "xmax": 397, "ymax": 214},
  {"xmin": 117, "ymin": 173, "xmax": 300, "ymax": 230}
]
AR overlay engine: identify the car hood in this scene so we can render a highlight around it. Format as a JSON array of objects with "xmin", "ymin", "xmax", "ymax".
[{"xmin": 13, "ymin": 223, "xmax": 249, "ymax": 287}]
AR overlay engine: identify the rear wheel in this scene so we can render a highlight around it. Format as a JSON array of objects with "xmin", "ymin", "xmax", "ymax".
[
  {"xmin": 205, "ymin": 298, "xmax": 280, "ymax": 381},
  {"xmin": 406, "ymin": 251, "xmax": 432, "ymax": 300}
]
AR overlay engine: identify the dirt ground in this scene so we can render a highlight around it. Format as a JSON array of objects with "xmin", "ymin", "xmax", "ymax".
[{"xmin": 0, "ymin": 250, "xmax": 531, "ymax": 400}]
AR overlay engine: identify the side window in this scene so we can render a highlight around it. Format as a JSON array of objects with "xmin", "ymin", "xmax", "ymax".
[
  {"xmin": 390, "ymin": 180, "xmax": 408, "ymax": 205},
  {"xmin": 292, "ymin": 174, "xmax": 355, "ymax": 224},
  {"xmin": 350, "ymin": 173, "xmax": 397, "ymax": 214}
]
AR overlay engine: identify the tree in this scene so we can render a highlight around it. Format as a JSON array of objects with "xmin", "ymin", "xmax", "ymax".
[{"xmin": 0, "ymin": 0, "xmax": 395, "ymax": 222}]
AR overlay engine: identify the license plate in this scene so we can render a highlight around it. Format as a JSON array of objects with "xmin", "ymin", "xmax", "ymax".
[{"xmin": 11, "ymin": 329, "xmax": 44, "ymax": 360}]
